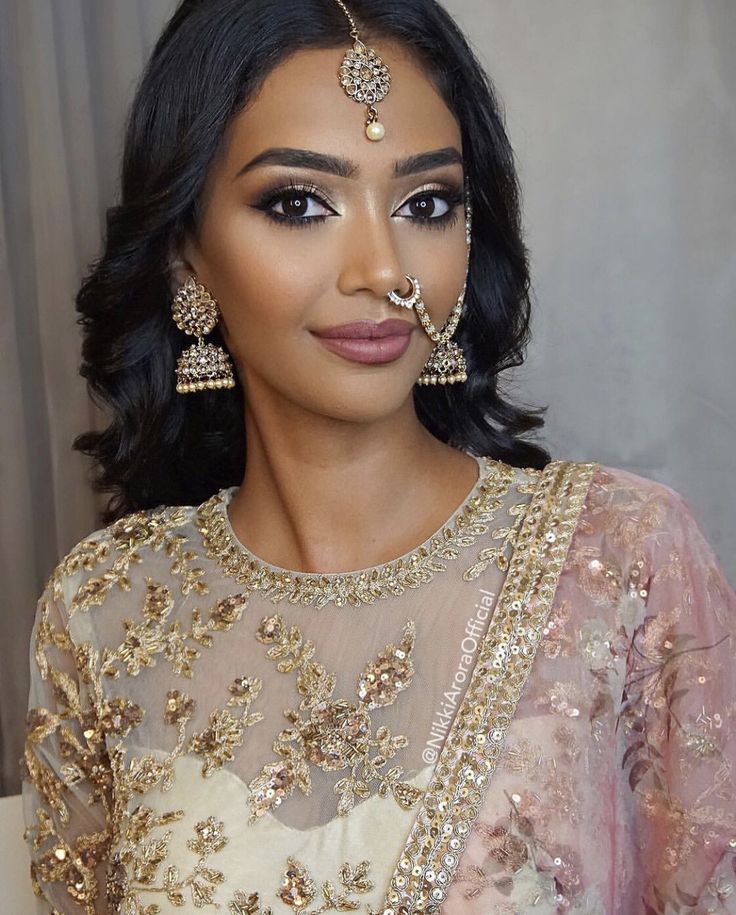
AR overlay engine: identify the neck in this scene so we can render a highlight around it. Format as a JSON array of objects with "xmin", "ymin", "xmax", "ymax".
[{"xmin": 226, "ymin": 389, "xmax": 480, "ymax": 574}]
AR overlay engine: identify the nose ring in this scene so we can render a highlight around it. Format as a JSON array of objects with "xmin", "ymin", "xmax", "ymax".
[{"xmin": 387, "ymin": 274, "xmax": 421, "ymax": 309}]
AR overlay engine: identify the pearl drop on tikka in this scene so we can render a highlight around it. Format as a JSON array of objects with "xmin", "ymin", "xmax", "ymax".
[{"xmin": 366, "ymin": 120, "xmax": 385, "ymax": 141}]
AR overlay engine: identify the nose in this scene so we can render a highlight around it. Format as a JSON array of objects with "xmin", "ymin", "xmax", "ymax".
[{"xmin": 336, "ymin": 203, "xmax": 412, "ymax": 303}]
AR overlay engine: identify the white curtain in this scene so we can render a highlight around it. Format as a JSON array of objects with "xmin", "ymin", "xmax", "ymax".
[
  {"xmin": 1, "ymin": 0, "xmax": 733, "ymax": 794},
  {"xmin": 0, "ymin": 0, "xmax": 178, "ymax": 794}
]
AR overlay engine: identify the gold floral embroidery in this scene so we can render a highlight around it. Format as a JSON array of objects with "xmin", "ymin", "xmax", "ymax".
[
  {"xmin": 247, "ymin": 616, "xmax": 422, "ymax": 820},
  {"xmin": 106, "ymin": 810, "xmax": 231, "ymax": 910},
  {"xmin": 24, "ymin": 818, "xmax": 106, "ymax": 911},
  {"xmin": 23, "ymin": 600, "xmax": 119, "ymax": 912},
  {"xmin": 230, "ymin": 890, "xmax": 273, "ymax": 914},
  {"xmin": 539, "ymin": 598, "xmax": 575, "ymax": 660},
  {"xmin": 498, "ymin": 726, "xmax": 586, "ymax": 855},
  {"xmin": 66, "ymin": 506, "xmax": 209, "ymax": 617},
  {"xmin": 582, "ymin": 469, "xmax": 668, "ymax": 552},
  {"xmin": 99, "ymin": 580, "xmax": 248, "ymax": 680},
  {"xmin": 122, "ymin": 678, "xmax": 263, "ymax": 799},
  {"xmin": 461, "ymin": 481, "xmax": 532, "ymax": 580},
  {"xmin": 382, "ymin": 459, "xmax": 598, "ymax": 915},
  {"xmin": 278, "ymin": 858, "xmax": 374, "ymax": 913},
  {"xmin": 561, "ymin": 545, "xmax": 624, "ymax": 606},
  {"xmin": 190, "ymin": 677, "xmax": 264, "ymax": 777},
  {"xmin": 24, "ymin": 458, "xmax": 736, "ymax": 915},
  {"xmin": 195, "ymin": 458, "xmax": 517, "ymax": 607},
  {"xmin": 106, "ymin": 804, "xmax": 375, "ymax": 915}
]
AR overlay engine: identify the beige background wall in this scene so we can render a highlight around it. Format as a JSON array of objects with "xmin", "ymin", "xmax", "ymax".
[{"xmin": 0, "ymin": 0, "xmax": 733, "ymax": 794}]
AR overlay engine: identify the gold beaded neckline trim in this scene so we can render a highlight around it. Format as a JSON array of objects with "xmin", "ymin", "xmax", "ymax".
[{"xmin": 194, "ymin": 455, "xmax": 520, "ymax": 608}]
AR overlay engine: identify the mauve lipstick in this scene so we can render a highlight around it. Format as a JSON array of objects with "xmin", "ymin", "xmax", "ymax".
[{"xmin": 312, "ymin": 318, "xmax": 414, "ymax": 365}]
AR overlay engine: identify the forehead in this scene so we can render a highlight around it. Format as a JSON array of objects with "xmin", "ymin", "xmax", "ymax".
[{"xmin": 219, "ymin": 40, "xmax": 462, "ymax": 179}]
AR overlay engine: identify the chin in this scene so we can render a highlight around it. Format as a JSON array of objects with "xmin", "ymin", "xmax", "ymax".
[{"xmin": 302, "ymin": 375, "xmax": 419, "ymax": 424}]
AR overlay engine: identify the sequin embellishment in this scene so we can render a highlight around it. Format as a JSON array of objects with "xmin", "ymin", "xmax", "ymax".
[
  {"xmin": 278, "ymin": 857, "xmax": 374, "ymax": 913},
  {"xmin": 247, "ymin": 616, "xmax": 422, "ymax": 820},
  {"xmin": 380, "ymin": 459, "xmax": 598, "ymax": 915}
]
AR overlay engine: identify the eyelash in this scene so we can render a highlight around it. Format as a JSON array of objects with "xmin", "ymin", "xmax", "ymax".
[{"xmin": 253, "ymin": 178, "xmax": 463, "ymax": 231}]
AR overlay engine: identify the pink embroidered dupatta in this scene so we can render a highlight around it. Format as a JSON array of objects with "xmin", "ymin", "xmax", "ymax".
[{"xmin": 413, "ymin": 462, "xmax": 736, "ymax": 914}]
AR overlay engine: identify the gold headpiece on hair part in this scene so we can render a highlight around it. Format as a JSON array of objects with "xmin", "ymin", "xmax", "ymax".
[{"xmin": 333, "ymin": 0, "xmax": 391, "ymax": 141}]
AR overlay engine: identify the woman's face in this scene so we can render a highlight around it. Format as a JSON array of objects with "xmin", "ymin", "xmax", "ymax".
[{"xmin": 176, "ymin": 39, "xmax": 467, "ymax": 423}]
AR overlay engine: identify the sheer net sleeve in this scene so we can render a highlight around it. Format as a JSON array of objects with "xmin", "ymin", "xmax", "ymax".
[
  {"xmin": 614, "ymin": 478, "xmax": 736, "ymax": 911},
  {"xmin": 22, "ymin": 562, "xmax": 113, "ymax": 914}
]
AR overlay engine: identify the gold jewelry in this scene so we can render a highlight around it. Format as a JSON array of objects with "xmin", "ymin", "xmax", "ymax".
[
  {"xmin": 415, "ymin": 183, "xmax": 473, "ymax": 385},
  {"xmin": 387, "ymin": 274, "xmax": 421, "ymax": 309},
  {"xmin": 414, "ymin": 304, "xmax": 468, "ymax": 385},
  {"xmin": 334, "ymin": 0, "xmax": 391, "ymax": 141},
  {"xmin": 171, "ymin": 275, "xmax": 236, "ymax": 393}
]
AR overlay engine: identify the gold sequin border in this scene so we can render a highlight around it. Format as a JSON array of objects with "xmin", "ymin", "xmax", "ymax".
[
  {"xmin": 381, "ymin": 459, "xmax": 598, "ymax": 915},
  {"xmin": 194, "ymin": 458, "xmax": 517, "ymax": 608}
]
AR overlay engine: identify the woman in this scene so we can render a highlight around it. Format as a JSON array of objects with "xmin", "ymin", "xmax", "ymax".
[{"xmin": 21, "ymin": 0, "xmax": 735, "ymax": 912}]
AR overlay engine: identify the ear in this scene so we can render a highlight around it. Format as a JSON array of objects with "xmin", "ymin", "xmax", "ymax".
[{"xmin": 166, "ymin": 236, "xmax": 201, "ymax": 296}]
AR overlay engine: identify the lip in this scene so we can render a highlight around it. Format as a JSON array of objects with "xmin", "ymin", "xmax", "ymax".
[
  {"xmin": 313, "ymin": 319, "xmax": 415, "ymax": 340},
  {"xmin": 312, "ymin": 319, "xmax": 415, "ymax": 365}
]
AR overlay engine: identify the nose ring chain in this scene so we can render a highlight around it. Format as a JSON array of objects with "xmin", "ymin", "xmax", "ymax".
[{"xmin": 385, "ymin": 186, "xmax": 472, "ymax": 385}]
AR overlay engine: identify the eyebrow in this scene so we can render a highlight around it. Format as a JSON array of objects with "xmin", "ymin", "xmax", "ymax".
[{"xmin": 232, "ymin": 146, "xmax": 464, "ymax": 180}]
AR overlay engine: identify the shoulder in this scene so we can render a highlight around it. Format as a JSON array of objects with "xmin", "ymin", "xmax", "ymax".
[
  {"xmin": 586, "ymin": 463, "xmax": 693, "ymax": 525},
  {"xmin": 567, "ymin": 461, "xmax": 717, "ymax": 567},
  {"xmin": 40, "ymin": 498, "xmax": 206, "ymax": 615},
  {"xmin": 551, "ymin": 462, "xmax": 736, "ymax": 620},
  {"xmin": 488, "ymin": 457, "xmax": 687, "ymax": 530},
  {"xmin": 538, "ymin": 458, "xmax": 683, "ymax": 508}
]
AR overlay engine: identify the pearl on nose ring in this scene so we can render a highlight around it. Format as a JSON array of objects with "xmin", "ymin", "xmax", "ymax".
[{"xmin": 387, "ymin": 274, "xmax": 421, "ymax": 309}]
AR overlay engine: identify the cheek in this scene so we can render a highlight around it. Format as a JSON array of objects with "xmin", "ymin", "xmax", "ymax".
[
  {"xmin": 202, "ymin": 219, "xmax": 329, "ymax": 362},
  {"xmin": 414, "ymin": 231, "xmax": 468, "ymax": 320}
]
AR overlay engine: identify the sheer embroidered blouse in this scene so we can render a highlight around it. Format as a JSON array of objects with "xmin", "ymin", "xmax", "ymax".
[{"xmin": 22, "ymin": 454, "xmax": 736, "ymax": 914}]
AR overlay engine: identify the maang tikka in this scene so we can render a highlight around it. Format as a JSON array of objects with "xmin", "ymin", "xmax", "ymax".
[
  {"xmin": 386, "ymin": 182, "xmax": 473, "ymax": 386},
  {"xmin": 334, "ymin": 0, "xmax": 391, "ymax": 141},
  {"xmin": 171, "ymin": 273, "xmax": 236, "ymax": 393}
]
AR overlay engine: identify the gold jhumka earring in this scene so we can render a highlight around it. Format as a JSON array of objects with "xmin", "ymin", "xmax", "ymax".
[
  {"xmin": 385, "ymin": 183, "xmax": 473, "ymax": 386},
  {"xmin": 171, "ymin": 275, "xmax": 236, "ymax": 393},
  {"xmin": 334, "ymin": 0, "xmax": 392, "ymax": 141}
]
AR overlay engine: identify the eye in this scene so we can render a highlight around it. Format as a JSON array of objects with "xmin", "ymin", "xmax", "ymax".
[
  {"xmin": 253, "ymin": 181, "xmax": 335, "ymax": 227},
  {"xmin": 394, "ymin": 187, "xmax": 464, "ymax": 229},
  {"xmin": 269, "ymin": 189, "xmax": 333, "ymax": 220}
]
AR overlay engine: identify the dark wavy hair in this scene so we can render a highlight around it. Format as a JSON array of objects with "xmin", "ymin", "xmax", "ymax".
[{"xmin": 73, "ymin": 0, "xmax": 550, "ymax": 522}]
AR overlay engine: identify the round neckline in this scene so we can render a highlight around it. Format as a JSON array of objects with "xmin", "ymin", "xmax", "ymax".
[
  {"xmin": 194, "ymin": 453, "xmax": 520, "ymax": 607},
  {"xmin": 216, "ymin": 452, "xmax": 487, "ymax": 579}
]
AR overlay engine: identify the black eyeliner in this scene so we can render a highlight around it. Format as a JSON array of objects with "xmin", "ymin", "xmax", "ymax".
[{"xmin": 252, "ymin": 179, "xmax": 464, "ymax": 230}]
